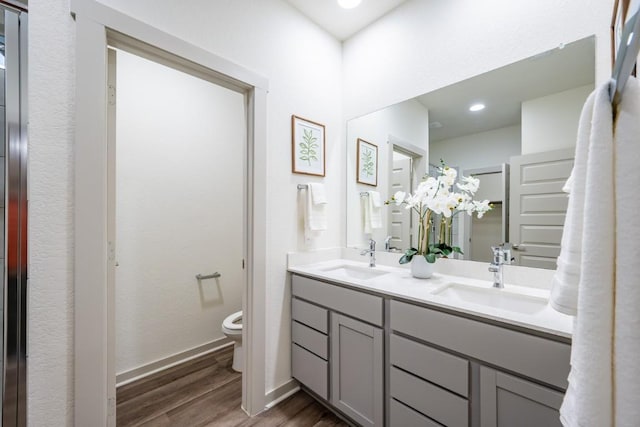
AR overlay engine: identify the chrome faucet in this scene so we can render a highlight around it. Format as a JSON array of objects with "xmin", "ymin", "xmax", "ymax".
[
  {"xmin": 360, "ymin": 239, "xmax": 376, "ymax": 267},
  {"xmin": 489, "ymin": 246, "xmax": 506, "ymax": 289},
  {"xmin": 384, "ymin": 236, "xmax": 392, "ymax": 252}
]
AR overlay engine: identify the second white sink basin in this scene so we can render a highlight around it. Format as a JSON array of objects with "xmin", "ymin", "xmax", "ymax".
[
  {"xmin": 432, "ymin": 283, "xmax": 548, "ymax": 315},
  {"xmin": 322, "ymin": 265, "xmax": 389, "ymax": 280}
]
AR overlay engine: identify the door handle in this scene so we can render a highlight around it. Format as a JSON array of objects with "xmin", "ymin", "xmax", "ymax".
[{"xmin": 512, "ymin": 244, "xmax": 525, "ymax": 251}]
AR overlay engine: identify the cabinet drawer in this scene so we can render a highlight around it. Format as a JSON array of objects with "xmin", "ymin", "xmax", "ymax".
[
  {"xmin": 292, "ymin": 321, "xmax": 328, "ymax": 360},
  {"xmin": 391, "ymin": 333, "xmax": 469, "ymax": 397},
  {"xmin": 390, "ymin": 300, "xmax": 570, "ymax": 389},
  {"xmin": 391, "ymin": 366, "xmax": 468, "ymax": 427},
  {"xmin": 292, "ymin": 275, "xmax": 383, "ymax": 326},
  {"xmin": 292, "ymin": 297, "xmax": 328, "ymax": 333},
  {"xmin": 292, "ymin": 344, "xmax": 328, "ymax": 399},
  {"xmin": 390, "ymin": 399, "xmax": 442, "ymax": 427}
]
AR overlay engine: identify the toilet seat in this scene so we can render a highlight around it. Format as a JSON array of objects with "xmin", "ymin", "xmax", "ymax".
[{"xmin": 223, "ymin": 311, "xmax": 242, "ymax": 332}]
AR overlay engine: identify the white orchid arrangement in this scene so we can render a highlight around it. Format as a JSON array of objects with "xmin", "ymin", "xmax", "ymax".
[{"xmin": 386, "ymin": 162, "xmax": 492, "ymax": 264}]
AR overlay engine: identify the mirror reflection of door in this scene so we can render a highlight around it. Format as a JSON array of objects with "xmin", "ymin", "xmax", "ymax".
[
  {"xmin": 509, "ymin": 148, "xmax": 574, "ymax": 269},
  {"xmin": 388, "ymin": 150, "xmax": 412, "ymax": 250},
  {"xmin": 467, "ymin": 169, "xmax": 507, "ymax": 263}
]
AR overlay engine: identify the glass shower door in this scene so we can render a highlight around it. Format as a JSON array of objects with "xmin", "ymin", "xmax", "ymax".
[{"xmin": 1, "ymin": 2, "xmax": 27, "ymax": 426}]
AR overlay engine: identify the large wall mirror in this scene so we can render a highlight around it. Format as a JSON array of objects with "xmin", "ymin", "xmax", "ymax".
[{"xmin": 346, "ymin": 35, "xmax": 595, "ymax": 270}]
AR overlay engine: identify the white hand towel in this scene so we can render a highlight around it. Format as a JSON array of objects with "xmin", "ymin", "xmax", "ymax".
[
  {"xmin": 368, "ymin": 191, "xmax": 382, "ymax": 229},
  {"xmin": 303, "ymin": 183, "xmax": 328, "ymax": 243},
  {"xmin": 361, "ymin": 191, "xmax": 382, "ymax": 233},
  {"xmin": 553, "ymin": 82, "xmax": 615, "ymax": 427},
  {"xmin": 309, "ymin": 183, "xmax": 328, "ymax": 205},
  {"xmin": 613, "ymin": 77, "xmax": 640, "ymax": 425},
  {"xmin": 369, "ymin": 191, "xmax": 382, "ymax": 208}
]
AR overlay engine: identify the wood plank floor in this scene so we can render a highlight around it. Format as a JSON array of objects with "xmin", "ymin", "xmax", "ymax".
[{"xmin": 117, "ymin": 346, "xmax": 349, "ymax": 426}]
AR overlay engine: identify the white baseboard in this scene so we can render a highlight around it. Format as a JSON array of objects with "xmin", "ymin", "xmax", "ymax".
[
  {"xmin": 264, "ymin": 379, "xmax": 300, "ymax": 409},
  {"xmin": 116, "ymin": 337, "xmax": 233, "ymax": 387}
]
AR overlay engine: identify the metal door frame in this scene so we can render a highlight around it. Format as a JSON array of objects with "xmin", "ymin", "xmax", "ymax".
[{"xmin": 3, "ymin": 3, "xmax": 28, "ymax": 426}]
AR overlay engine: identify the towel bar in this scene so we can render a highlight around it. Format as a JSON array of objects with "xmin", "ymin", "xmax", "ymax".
[
  {"xmin": 360, "ymin": 192, "xmax": 370, "ymax": 197},
  {"xmin": 297, "ymin": 184, "xmax": 308, "ymax": 190}
]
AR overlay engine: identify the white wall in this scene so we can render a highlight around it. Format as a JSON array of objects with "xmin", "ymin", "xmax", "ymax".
[
  {"xmin": 521, "ymin": 84, "xmax": 593, "ymax": 154},
  {"xmin": 29, "ymin": 0, "xmax": 342, "ymax": 425},
  {"xmin": 114, "ymin": 50, "xmax": 244, "ymax": 375},
  {"xmin": 430, "ymin": 125, "xmax": 521, "ymax": 173},
  {"xmin": 346, "ymin": 99, "xmax": 429, "ymax": 248},
  {"xmin": 29, "ymin": 1, "xmax": 76, "ymax": 425},
  {"xmin": 343, "ymin": 0, "xmax": 615, "ymax": 119}
]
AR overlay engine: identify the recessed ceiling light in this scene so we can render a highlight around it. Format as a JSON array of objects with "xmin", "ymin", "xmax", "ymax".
[
  {"xmin": 337, "ymin": 0, "xmax": 362, "ymax": 9},
  {"xmin": 469, "ymin": 103, "xmax": 485, "ymax": 112},
  {"xmin": 429, "ymin": 121, "xmax": 443, "ymax": 129}
]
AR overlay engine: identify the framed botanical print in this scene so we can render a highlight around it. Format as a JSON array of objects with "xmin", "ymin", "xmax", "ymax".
[
  {"xmin": 356, "ymin": 138, "xmax": 378, "ymax": 186},
  {"xmin": 291, "ymin": 115, "xmax": 325, "ymax": 176}
]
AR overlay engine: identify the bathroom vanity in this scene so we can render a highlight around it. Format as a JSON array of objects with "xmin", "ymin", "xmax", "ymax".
[{"xmin": 288, "ymin": 255, "xmax": 572, "ymax": 427}]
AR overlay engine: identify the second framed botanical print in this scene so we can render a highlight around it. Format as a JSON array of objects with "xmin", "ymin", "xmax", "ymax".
[{"xmin": 356, "ymin": 138, "xmax": 378, "ymax": 186}]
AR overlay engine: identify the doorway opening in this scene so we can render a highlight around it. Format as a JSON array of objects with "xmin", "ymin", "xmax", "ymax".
[
  {"xmin": 73, "ymin": 3, "xmax": 269, "ymax": 424},
  {"xmin": 107, "ymin": 44, "xmax": 246, "ymax": 393}
]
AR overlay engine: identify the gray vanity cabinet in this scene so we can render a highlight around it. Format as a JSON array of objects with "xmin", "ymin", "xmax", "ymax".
[
  {"xmin": 291, "ymin": 274, "xmax": 384, "ymax": 426},
  {"xmin": 331, "ymin": 313, "xmax": 384, "ymax": 427},
  {"xmin": 479, "ymin": 366, "xmax": 564, "ymax": 427}
]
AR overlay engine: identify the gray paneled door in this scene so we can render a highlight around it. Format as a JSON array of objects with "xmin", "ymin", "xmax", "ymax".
[
  {"xmin": 331, "ymin": 313, "xmax": 383, "ymax": 427},
  {"xmin": 509, "ymin": 148, "xmax": 574, "ymax": 269}
]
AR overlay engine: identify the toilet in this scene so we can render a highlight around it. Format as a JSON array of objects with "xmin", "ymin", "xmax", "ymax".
[{"xmin": 222, "ymin": 311, "xmax": 243, "ymax": 372}]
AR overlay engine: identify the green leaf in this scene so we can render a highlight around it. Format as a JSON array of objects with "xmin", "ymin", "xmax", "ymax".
[
  {"xmin": 399, "ymin": 254, "xmax": 413, "ymax": 264},
  {"xmin": 425, "ymin": 253, "xmax": 437, "ymax": 263},
  {"xmin": 452, "ymin": 247, "xmax": 464, "ymax": 254},
  {"xmin": 429, "ymin": 245, "xmax": 443, "ymax": 254}
]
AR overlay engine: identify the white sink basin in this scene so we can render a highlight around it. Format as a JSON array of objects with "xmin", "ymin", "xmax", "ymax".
[
  {"xmin": 322, "ymin": 265, "xmax": 390, "ymax": 280},
  {"xmin": 432, "ymin": 283, "xmax": 548, "ymax": 315}
]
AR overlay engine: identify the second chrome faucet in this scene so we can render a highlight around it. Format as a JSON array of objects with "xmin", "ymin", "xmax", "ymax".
[{"xmin": 360, "ymin": 238, "xmax": 376, "ymax": 267}]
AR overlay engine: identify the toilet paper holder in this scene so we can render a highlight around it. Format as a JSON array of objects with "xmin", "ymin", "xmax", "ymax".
[{"xmin": 195, "ymin": 272, "xmax": 221, "ymax": 280}]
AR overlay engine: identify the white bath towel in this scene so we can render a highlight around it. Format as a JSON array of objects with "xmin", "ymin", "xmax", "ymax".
[
  {"xmin": 549, "ymin": 89, "xmax": 594, "ymax": 315},
  {"xmin": 613, "ymin": 77, "xmax": 640, "ymax": 426},
  {"xmin": 553, "ymin": 82, "xmax": 615, "ymax": 427},
  {"xmin": 362, "ymin": 191, "xmax": 382, "ymax": 234}
]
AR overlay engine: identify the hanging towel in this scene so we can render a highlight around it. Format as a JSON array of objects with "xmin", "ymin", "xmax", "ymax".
[
  {"xmin": 303, "ymin": 183, "xmax": 328, "ymax": 242},
  {"xmin": 613, "ymin": 77, "xmax": 640, "ymax": 425},
  {"xmin": 551, "ymin": 82, "xmax": 615, "ymax": 427},
  {"xmin": 309, "ymin": 183, "xmax": 327, "ymax": 205},
  {"xmin": 362, "ymin": 191, "xmax": 382, "ymax": 234},
  {"xmin": 549, "ymin": 89, "xmax": 594, "ymax": 315}
]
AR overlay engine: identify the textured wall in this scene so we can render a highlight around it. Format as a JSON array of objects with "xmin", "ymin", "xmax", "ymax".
[
  {"xmin": 114, "ymin": 50, "xmax": 245, "ymax": 375},
  {"xmin": 343, "ymin": 0, "xmax": 615, "ymax": 119},
  {"xmin": 28, "ymin": 0, "xmax": 75, "ymax": 425}
]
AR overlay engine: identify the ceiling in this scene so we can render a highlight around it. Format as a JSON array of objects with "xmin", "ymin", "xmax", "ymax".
[
  {"xmin": 285, "ymin": 0, "xmax": 409, "ymax": 40},
  {"xmin": 420, "ymin": 36, "xmax": 596, "ymax": 142}
]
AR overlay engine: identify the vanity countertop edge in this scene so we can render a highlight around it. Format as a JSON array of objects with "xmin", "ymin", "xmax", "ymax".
[{"xmin": 288, "ymin": 259, "xmax": 573, "ymax": 341}]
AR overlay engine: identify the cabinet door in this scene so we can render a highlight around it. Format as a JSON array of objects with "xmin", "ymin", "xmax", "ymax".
[
  {"xmin": 331, "ymin": 313, "xmax": 383, "ymax": 427},
  {"xmin": 480, "ymin": 366, "xmax": 564, "ymax": 427}
]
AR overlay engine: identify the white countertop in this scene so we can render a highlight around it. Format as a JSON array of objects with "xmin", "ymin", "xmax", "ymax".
[{"xmin": 288, "ymin": 257, "xmax": 573, "ymax": 339}]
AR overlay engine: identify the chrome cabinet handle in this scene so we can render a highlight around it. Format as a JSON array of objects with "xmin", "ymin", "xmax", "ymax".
[{"xmin": 512, "ymin": 244, "xmax": 525, "ymax": 251}]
